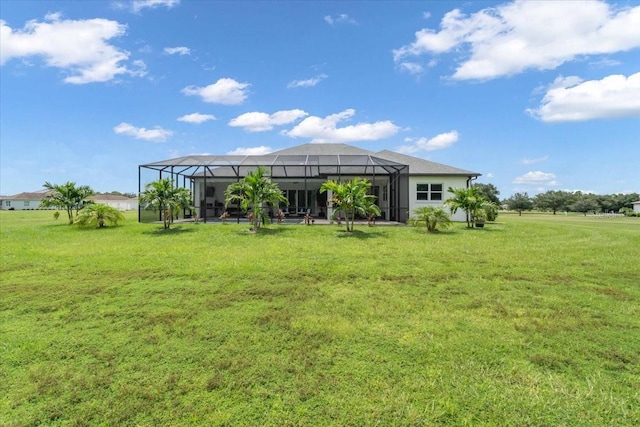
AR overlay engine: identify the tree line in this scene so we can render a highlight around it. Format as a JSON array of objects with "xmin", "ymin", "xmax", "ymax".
[
  {"xmin": 503, "ymin": 190, "xmax": 639, "ymax": 216},
  {"xmin": 469, "ymin": 183, "xmax": 638, "ymax": 216}
]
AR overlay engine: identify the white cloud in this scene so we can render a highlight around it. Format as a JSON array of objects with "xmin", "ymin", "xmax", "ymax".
[
  {"xmin": 0, "ymin": 14, "xmax": 138, "ymax": 84},
  {"xmin": 177, "ymin": 113, "xmax": 216, "ymax": 124},
  {"xmin": 513, "ymin": 171, "xmax": 557, "ymax": 186},
  {"xmin": 393, "ymin": 1, "xmax": 640, "ymax": 80},
  {"xmin": 226, "ymin": 146, "xmax": 273, "ymax": 156},
  {"xmin": 283, "ymin": 109, "xmax": 399, "ymax": 144},
  {"xmin": 114, "ymin": 122, "xmax": 173, "ymax": 142},
  {"xmin": 229, "ymin": 109, "xmax": 308, "ymax": 132},
  {"xmin": 164, "ymin": 46, "xmax": 190, "ymax": 55},
  {"xmin": 398, "ymin": 62, "xmax": 424, "ymax": 75},
  {"xmin": 324, "ymin": 14, "xmax": 357, "ymax": 25},
  {"xmin": 527, "ymin": 72, "xmax": 640, "ymax": 122},
  {"xmin": 522, "ymin": 155, "xmax": 549, "ymax": 164},
  {"xmin": 131, "ymin": 0, "xmax": 180, "ymax": 13},
  {"xmin": 287, "ymin": 74, "xmax": 327, "ymax": 88},
  {"xmin": 397, "ymin": 131, "xmax": 459, "ymax": 154},
  {"xmin": 590, "ymin": 58, "xmax": 622, "ymax": 68},
  {"xmin": 182, "ymin": 78, "xmax": 250, "ymax": 105}
]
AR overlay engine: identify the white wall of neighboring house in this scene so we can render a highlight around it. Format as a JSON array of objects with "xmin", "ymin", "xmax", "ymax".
[
  {"xmin": 1, "ymin": 193, "xmax": 138, "ymax": 211},
  {"xmin": 91, "ymin": 197, "xmax": 139, "ymax": 211},
  {"xmin": 408, "ymin": 175, "xmax": 472, "ymax": 222},
  {"xmin": 1, "ymin": 198, "xmax": 45, "ymax": 210},
  {"xmin": 633, "ymin": 201, "xmax": 640, "ymax": 213}
]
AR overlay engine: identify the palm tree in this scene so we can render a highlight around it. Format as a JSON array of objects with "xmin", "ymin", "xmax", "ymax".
[
  {"xmin": 139, "ymin": 178, "xmax": 193, "ymax": 229},
  {"xmin": 40, "ymin": 181, "xmax": 95, "ymax": 225},
  {"xmin": 224, "ymin": 166, "xmax": 288, "ymax": 233},
  {"xmin": 409, "ymin": 206, "xmax": 452, "ymax": 232},
  {"xmin": 167, "ymin": 186, "xmax": 194, "ymax": 224},
  {"xmin": 444, "ymin": 186, "xmax": 485, "ymax": 228},
  {"xmin": 320, "ymin": 178, "xmax": 380, "ymax": 232},
  {"xmin": 74, "ymin": 204, "xmax": 125, "ymax": 228}
]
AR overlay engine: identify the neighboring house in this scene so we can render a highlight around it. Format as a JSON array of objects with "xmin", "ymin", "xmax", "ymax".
[
  {"xmin": 1, "ymin": 191, "xmax": 138, "ymax": 211},
  {"xmin": 139, "ymin": 143, "xmax": 481, "ymax": 223},
  {"xmin": 89, "ymin": 194, "xmax": 139, "ymax": 211},
  {"xmin": 633, "ymin": 201, "xmax": 640, "ymax": 213},
  {"xmin": 0, "ymin": 190, "xmax": 53, "ymax": 210}
]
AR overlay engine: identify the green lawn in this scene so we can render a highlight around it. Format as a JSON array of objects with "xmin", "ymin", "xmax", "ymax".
[{"xmin": 1, "ymin": 211, "xmax": 639, "ymax": 426}]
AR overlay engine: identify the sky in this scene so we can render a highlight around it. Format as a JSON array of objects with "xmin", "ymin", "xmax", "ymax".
[{"xmin": 1, "ymin": 0, "xmax": 639, "ymax": 198}]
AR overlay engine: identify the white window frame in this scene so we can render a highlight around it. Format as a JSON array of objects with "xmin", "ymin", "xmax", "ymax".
[{"xmin": 416, "ymin": 183, "xmax": 443, "ymax": 201}]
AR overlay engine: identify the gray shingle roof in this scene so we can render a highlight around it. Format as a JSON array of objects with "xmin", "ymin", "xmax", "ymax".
[
  {"xmin": 375, "ymin": 150, "xmax": 480, "ymax": 176},
  {"xmin": 5, "ymin": 190, "xmax": 53, "ymax": 200},
  {"xmin": 271, "ymin": 143, "xmax": 373, "ymax": 156}
]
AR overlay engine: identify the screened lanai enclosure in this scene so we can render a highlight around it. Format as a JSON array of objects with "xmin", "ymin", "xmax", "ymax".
[{"xmin": 138, "ymin": 151, "xmax": 410, "ymax": 224}]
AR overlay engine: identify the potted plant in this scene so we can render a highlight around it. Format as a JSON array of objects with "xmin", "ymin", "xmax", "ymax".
[{"xmin": 473, "ymin": 209, "xmax": 487, "ymax": 228}]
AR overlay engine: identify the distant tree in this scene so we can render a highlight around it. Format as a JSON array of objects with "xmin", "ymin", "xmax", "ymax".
[
  {"xmin": 75, "ymin": 204, "xmax": 125, "ymax": 228},
  {"xmin": 139, "ymin": 178, "xmax": 193, "ymax": 229},
  {"xmin": 40, "ymin": 181, "xmax": 95, "ymax": 225},
  {"xmin": 409, "ymin": 206, "xmax": 452, "ymax": 232},
  {"xmin": 472, "ymin": 183, "xmax": 501, "ymax": 205},
  {"xmin": 596, "ymin": 193, "xmax": 639, "ymax": 213},
  {"xmin": 320, "ymin": 178, "xmax": 381, "ymax": 232},
  {"xmin": 506, "ymin": 192, "xmax": 533, "ymax": 216},
  {"xmin": 570, "ymin": 194, "xmax": 600, "ymax": 216},
  {"xmin": 533, "ymin": 190, "xmax": 573, "ymax": 214},
  {"xmin": 224, "ymin": 166, "xmax": 288, "ymax": 233}
]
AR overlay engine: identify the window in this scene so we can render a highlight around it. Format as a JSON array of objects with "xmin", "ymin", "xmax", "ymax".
[
  {"xmin": 5, "ymin": 201, "xmax": 10, "ymax": 207},
  {"xmin": 417, "ymin": 183, "xmax": 443, "ymax": 201},
  {"xmin": 24, "ymin": 201, "xmax": 30, "ymax": 207}
]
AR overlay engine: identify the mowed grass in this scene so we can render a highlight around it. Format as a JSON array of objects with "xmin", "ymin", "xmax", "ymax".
[{"xmin": 1, "ymin": 211, "xmax": 639, "ymax": 426}]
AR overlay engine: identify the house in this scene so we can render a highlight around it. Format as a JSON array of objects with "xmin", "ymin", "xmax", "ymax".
[
  {"xmin": 0, "ymin": 191, "xmax": 138, "ymax": 211},
  {"xmin": 0, "ymin": 190, "xmax": 53, "ymax": 210},
  {"xmin": 138, "ymin": 143, "xmax": 481, "ymax": 223},
  {"xmin": 633, "ymin": 201, "xmax": 640, "ymax": 213},
  {"xmin": 89, "ymin": 194, "xmax": 138, "ymax": 211}
]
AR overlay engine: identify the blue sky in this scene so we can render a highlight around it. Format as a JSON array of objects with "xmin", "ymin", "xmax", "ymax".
[{"xmin": 1, "ymin": 0, "xmax": 639, "ymax": 198}]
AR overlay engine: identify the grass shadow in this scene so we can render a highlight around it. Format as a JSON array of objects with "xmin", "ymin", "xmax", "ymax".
[
  {"xmin": 453, "ymin": 224, "xmax": 505, "ymax": 233},
  {"xmin": 471, "ymin": 225, "xmax": 505, "ymax": 232},
  {"xmin": 335, "ymin": 229, "xmax": 385, "ymax": 239},
  {"xmin": 238, "ymin": 227, "xmax": 291, "ymax": 236},
  {"xmin": 142, "ymin": 225, "xmax": 196, "ymax": 236},
  {"xmin": 408, "ymin": 226, "xmax": 458, "ymax": 235}
]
